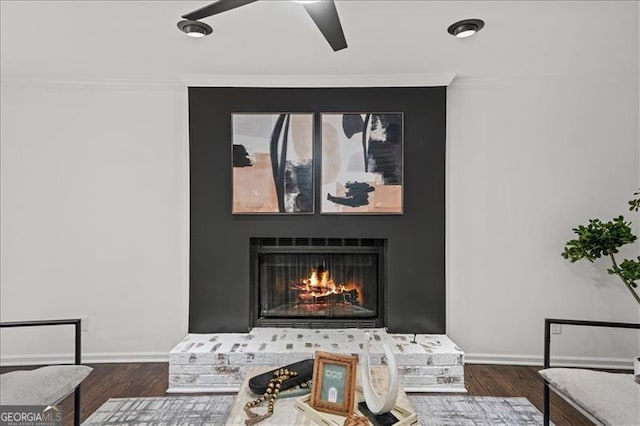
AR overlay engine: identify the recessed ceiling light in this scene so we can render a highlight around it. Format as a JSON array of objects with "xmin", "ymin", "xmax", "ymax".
[
  {"xmin": 447, "ymin": 19, "xmax": 485, "ymax": 38},
  {"xmin": 177, "ymin": 20, "xmax": 213, "ymax": 38}
]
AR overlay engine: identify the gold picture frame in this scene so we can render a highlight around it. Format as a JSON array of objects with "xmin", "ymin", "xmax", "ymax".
[
  {"xmin": 320, "ymin": 113, "xmax": 404, "ymax": 215},
  {"xmin": 310, "ymin": 351, "xmax": 358, "ymax": 417},
  {"xmin": 231, "ymin": 112, "xmax": 314, "ymax": 214}
]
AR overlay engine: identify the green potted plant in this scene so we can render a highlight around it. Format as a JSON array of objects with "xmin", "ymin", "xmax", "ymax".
[{"xmin": 562, "ymin": 190, "xmax": 640, "ymax": 305}]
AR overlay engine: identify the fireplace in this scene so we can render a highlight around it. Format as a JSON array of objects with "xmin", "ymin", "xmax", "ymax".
[{"xmin": 250, "ymin": 237, "xmax": 386, "ymax": 328}]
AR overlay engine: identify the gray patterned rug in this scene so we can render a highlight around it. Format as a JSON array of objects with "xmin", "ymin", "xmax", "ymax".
[
  {"xmin": 82, "ymin": 396, "xmax": 235, "ymax": 425},
  {"xmin": 82, "ymin": 395, "xmax": 549, "ymax": 425},
  {"xmin": 409, "ymin": 395, "xmax": 551, "ymax": 426}
]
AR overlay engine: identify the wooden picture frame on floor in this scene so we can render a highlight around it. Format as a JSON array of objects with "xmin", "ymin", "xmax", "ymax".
[{"xmin": 310, "ymin": 351, "xmax": 358, "ymax": 417}]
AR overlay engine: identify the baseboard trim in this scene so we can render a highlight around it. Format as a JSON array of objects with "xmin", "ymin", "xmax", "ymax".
[
  {"xmin": 465, "ymin": 353, "xmax": 634, "ymax": 370},
  {"xmin": 0, "ymin": 352, "xmax": 169, "ymax": 366},
  {"xmin": 2, "ymin": 351, "xmax": 634, "ymax": 370}
]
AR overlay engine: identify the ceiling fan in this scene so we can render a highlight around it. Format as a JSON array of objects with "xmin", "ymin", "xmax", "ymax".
[{"xmin": 178, "ymin": 0, "xmax": 348, "ymax": 51}]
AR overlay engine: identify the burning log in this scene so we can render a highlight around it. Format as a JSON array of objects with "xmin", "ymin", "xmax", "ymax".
[
  {"xmin": 290, "ymin": 267, "xmax": 362, "ymax": 306},
  {"xmin": 313, "ymin": 289, "xmax": 359, "ymax": 305},
  {"xmin": 291, "ymin": 287, "xmax": 359, "ymax": 305}
]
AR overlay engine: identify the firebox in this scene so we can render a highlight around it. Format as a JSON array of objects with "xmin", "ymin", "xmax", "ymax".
[{"xmin": 250, "ymin": 237, "xmax": 386, "ymax": 328}]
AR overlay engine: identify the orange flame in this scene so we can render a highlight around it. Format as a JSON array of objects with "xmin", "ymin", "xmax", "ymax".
[{"xmin": 297, "ymin": 268, "xmax": 362, "ymax": 303}]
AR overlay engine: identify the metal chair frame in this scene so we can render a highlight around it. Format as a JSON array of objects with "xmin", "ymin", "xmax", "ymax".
[
  {"xmin": 542, "ymin": 318, "xmax": 640, "ymax": 426},
  {"xmin": 0, "ymin": 319, "xmax": 83, "ymax": 426}
]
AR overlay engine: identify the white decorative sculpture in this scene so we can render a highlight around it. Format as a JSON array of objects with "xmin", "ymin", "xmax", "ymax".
[{"xmin": 360, "ymin": 331, "xmax": 399, "ymax": 414}]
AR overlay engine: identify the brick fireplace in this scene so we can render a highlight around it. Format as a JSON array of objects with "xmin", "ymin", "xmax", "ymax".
[
  {"xmin": 170, "ymin": 86, "xmax": 460, "ymax": 395},
  {"xmin": 168, "ymin": 328, "xmax": 465, "ymax": 394}
]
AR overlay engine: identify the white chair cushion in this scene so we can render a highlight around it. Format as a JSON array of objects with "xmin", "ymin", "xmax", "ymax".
[
  {"xmin": 539, "ymin": 368, "xmax": 639, "ymax": 426},
  {"xmin": 0, "ymin": 365, "xmax": 93, "ymax": 405}
]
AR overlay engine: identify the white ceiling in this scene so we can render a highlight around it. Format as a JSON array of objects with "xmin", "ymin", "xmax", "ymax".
[{"xmin": 0, "ymin": 0, "xmax": 638, "ymax": 84}]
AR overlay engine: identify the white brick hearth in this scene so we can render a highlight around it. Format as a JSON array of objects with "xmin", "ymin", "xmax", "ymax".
[{"xmin": 168, "ymin": 328, "xmax": 465, "ymax": 393}]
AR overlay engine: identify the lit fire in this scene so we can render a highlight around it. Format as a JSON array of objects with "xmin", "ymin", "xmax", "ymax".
[{"xmin": 292, "ymin": 267, "xmax": 361, "ymax": 305}]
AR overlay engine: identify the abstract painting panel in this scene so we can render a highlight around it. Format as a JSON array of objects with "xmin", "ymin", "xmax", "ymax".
[
  {"xmin": 232, "ymin": 113, "xmax": 314, "ymax": 214},
  {"xmin": 321, "ymin": 113, "xmax": 403, "ymax": 214}
]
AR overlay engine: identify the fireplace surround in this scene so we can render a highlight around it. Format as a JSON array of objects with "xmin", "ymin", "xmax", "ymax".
[
  {"xmin": 188, "ymin": 86, "xmax": 446, "ymax": 334},
  {"xmin": 251, "ymin": 237, "xmax": 386, "ymax": 328}
]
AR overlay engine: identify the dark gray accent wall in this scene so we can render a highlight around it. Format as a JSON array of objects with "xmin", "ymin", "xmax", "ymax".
[{"xmin": 188, "ymin": 87, "xmax": 446, "ymax": 334}]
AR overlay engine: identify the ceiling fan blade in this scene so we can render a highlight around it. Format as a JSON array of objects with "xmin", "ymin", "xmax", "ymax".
[
  {"xmin": 182, "ymin": 0, "xmax": 259, "ymax": 21},
  {"xmin": 303, "ymin": 0, "xmax": 347, "ymax": 51}
]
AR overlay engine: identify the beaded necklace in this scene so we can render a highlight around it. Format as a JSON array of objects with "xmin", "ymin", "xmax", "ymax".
[{"xmin": 244, "ymin": 368, "xmax": 298, "ymax": 425}]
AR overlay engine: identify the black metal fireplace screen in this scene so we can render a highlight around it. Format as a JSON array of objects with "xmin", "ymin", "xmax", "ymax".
[{"xmin": 250, "ymin": 238, "xmax": 385, "ymax": 328}]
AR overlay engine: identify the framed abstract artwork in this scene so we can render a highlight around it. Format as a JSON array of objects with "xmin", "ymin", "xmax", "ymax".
[
  {"xmin": 320, "ymin": 113, "xmax": 403, "ymax": 214},
  {"xmin": 232, "ymin": 113, "xmax": 314, "ymax": 214}
]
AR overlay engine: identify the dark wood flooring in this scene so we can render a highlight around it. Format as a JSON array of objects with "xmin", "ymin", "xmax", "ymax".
[{"xmin": 1, "ymin": 363, "xmax": 594, "ymax": 425}]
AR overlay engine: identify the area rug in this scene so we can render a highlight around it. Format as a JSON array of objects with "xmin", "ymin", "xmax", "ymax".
[
  {"xmin": 82, "ymin": 395, "xmax": 235, "ymax": 425},
  {"xmin": 408, "ymin": 395, "xmax": 551, "ymax": 426},
  {"xmin": 83, "ymin": 395, "xmax": 549, "ymax": 425}
]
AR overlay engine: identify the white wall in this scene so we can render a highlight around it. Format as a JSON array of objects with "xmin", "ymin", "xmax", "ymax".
[
  {"xmin": 448, "ymin": 76, "xmax": 640, "ymax": 366},
  {"xmin": 0, "ymin": 82, "xmax": 190, "ymax": 363},
  {"xmin": 1, "ymin": 75, "xmax": 637, "ymax": 367}
]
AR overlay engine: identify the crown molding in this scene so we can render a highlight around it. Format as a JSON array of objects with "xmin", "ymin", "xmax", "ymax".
[
  {"xmin": 179, "ymin": 73, "xmax": 456, "ymax": 87},
  {"xmin": 0, "ymin": 73, "xmax": 456, "ymax": 89},
  {"xmin": 2, "ymin": 72, "xmax": 635, "ymax": 90},
  {"xmin": 0, "ymin": 76, "xmax": 187, "ymax": 90},
  {"xmin": 450, "ymin": 73, "xmax": 639, "ymax": 89}
]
